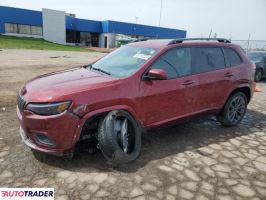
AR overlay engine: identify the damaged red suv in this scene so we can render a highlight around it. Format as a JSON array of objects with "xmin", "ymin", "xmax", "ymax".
[{"xmin": 17, "ymin": 38, "xmax": 254, "ymax": 164}]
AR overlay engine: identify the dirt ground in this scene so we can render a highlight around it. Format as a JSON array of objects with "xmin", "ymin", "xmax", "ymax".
[{"xmin": 0, "ymin": 49, "xmax": 266, "ymax": 200}]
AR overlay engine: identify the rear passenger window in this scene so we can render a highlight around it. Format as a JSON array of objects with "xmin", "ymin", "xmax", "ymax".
[
  {"xmin": 151, "ymin": 47, "xmax": 191, "ymax": 79},
  {"xmin": 224, "ymin": 48, "xmax": 242, "ymax": 66},
  {"xmin": 192, "ymin": 47, "xmax": 226, "ymax": 74}
]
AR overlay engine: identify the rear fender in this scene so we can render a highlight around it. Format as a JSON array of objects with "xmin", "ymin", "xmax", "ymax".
[{"xmin": 222, "ymin": 83, "xmax": 251, "ymax": 107}]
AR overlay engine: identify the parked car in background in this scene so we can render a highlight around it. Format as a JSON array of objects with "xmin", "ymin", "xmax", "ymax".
[
  {"xmin": 247, "ymin": 51, "xmax": 266, "ymax": 82},
  {"xmin": 17, "ymin": 38, "xmax": 254, "ymax": 165}
]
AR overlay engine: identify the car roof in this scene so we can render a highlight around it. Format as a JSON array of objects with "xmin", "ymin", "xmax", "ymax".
[
  {"xmin": 129, "ymin": 39, "xmax": 238, "ymax": 49},
  {"xmin": 129, "ymin": 39, "xmax": 173, "ymax": 49}
]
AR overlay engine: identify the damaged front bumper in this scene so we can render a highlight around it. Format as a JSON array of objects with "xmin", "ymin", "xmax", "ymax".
[{"xmin": 17, "ymin": 106, "xmax": 81, "ymax": 156}]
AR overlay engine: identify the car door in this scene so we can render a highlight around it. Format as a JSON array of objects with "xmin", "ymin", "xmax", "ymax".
[
  {"xmin": 138, "ymin": 47, "xmax": 199, "ymax": 127},
  {"xmin": 191, "ymin": 46, "xmax": 230, "ymax": 112}
]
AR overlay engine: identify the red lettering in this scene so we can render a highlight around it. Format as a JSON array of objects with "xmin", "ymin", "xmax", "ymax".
[
  {"xmin": 1, "ymin": 191, "xmax": 8, "ymax": 197},
  {"xmin": 18, "ymin": 191, "xmax": 24, "ymax": 197}
]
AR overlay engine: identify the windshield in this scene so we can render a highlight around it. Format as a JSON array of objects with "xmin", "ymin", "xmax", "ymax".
[
  {"xmin": 247, "ymin": 52, "xmax": 265, "ymax": 62},
  {"xmin": 90, "ymin": 45, "xmax": 158, "ymax": 77}
]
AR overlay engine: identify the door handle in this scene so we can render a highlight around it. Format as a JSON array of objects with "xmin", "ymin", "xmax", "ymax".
[
  {"xmin": 182, "ymin": 80, "xmax": 195, "ymax": 86},
  {"xmin": 224, "ymin": 71, "xmax": 233, "ymax": 77}
]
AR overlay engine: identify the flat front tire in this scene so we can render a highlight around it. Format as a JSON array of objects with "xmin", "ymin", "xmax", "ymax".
[
  {"xmin": 217, "ymin": 92, "xmax": 247, "ymax": 126},
  {"xmin": 98, "ymin": 110, "xmax": 141, "ymax": 165}
]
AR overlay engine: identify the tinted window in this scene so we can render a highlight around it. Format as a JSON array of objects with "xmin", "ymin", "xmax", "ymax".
[
  {"xmin": 224, "ymin": 48, "xmax": 242, "ymax": 66},
  {"xmin": 151, "ymin": 48, "xmax": 191, "ymax": 79},
  {"xmin": 192, "ymin": 47, "xmax": 226, "ymax": 74}
]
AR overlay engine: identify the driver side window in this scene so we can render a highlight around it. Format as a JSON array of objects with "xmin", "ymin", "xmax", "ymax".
[{"xmin": 150, "ymin": 47, "xmax": 191, "ymax": 79}]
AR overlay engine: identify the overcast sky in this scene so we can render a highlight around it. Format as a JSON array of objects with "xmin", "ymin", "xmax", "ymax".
[{"xmin": 1, "ymin": 0, "xmax": 265, "ymax": 40}]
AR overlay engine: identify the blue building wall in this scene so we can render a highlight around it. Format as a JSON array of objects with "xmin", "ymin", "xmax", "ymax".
[
  {"xmin": 0, "ymin": 6, "xmax": 42, "ymax": 33},
  {"xmin": 102, "ymin": 20, "xmax": 186, "ymax": 38},
  {"xmin": 0, "ymin": 6, "xmax": 186, "ymax": 38},
  {"xmin": 66, "ymin": 16, "xmax": 102, "ymax": 33}
]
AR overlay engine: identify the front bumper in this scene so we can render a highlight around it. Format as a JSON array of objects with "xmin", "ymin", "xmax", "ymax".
[{"xmin": 17, "ymin": 106, "xmax": 80, "ymax": 156}]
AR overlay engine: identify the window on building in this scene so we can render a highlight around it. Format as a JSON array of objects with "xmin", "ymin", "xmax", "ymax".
[
  {"xmin": 5, "ymin": 23, "xmax": 18, "ymax": 33},
  {"xmin": 18, "ymin": 24, "xmax": 31, "ymax": 35},
  {"xmin": 4, "ymin": 23, "xmax": 42, "ymax": 36},
  {"xmin": 192, "ymin": 47, "xmax": 226, "ymax": 74},
  {"xmin": 31, "ymin": 26, "xmax": 43, "ymax": 35}
]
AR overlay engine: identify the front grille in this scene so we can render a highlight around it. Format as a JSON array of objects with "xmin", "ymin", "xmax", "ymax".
[{"xmin": 17, "ymin": 93, "xmax": 26, "ymax": 111}]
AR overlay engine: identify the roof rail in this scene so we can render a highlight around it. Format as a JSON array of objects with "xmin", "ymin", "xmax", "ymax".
[
  {"xmin": 130, "ymin": 38, "xmax": 149, "ymax": 43},
  {"xmin": 168, "ymin": 38, "xmax": 231, "ymax": 45}
]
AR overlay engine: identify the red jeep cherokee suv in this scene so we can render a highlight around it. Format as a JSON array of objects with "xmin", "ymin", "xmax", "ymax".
[{"xmin": 17, "ymin": 38, "xmax": 254, "ymax": 164}]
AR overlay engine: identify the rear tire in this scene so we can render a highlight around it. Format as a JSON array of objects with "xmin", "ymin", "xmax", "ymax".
[
  {"xmin": 217, "ymin": 92, "xmax": 247, "ymax": 127},
  {"xmin": 98, "ymin": 110, "xmax": 141, "ymax": 165},
  {"xmin": 255, "ymin": 69, "xmax": 263, "ymax": 82}
]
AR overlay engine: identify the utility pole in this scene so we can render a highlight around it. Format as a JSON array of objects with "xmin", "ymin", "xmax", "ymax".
[
  {"xmin": 158, "ymin": 0, "xmax": 163, "ymax": 27},
  {"xmin": 208, "ymin": 29, "xmax": 212, "ymax": 39}
]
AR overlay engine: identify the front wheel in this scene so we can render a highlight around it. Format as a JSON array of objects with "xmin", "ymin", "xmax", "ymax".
[
  {"xmin": 98, "ymin": 110, "xmax": 141, "ymax": 165},
  {"xmin": 217, "ymin": 92, "xmax": 247, "ymax": 126}
]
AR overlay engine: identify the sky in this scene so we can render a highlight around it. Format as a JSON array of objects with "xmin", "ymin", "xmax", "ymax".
[{"xmin": 1, "ymin": 0, "xmax": 266, "ymax": 40}]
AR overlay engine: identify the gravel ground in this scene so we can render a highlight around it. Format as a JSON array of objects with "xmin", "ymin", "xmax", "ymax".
[{"xmin": 0, "ymin": 49, "xmax": 266, "ymax": 200}]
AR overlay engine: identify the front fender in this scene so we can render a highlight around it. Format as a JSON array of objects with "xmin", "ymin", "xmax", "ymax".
[{"xmin": 73, "ymin": 105, "xmax": 140, "ymax": 143}]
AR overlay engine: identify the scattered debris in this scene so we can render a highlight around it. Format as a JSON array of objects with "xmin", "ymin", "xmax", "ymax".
[{"xmin": 49, "ymin": 55, "xmax": 71, "ymax": 59}]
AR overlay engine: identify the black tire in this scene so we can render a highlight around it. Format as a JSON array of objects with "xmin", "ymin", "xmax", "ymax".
[
  {"xmin": 98, "ymin": 110, "xmax": 141, "ymax": 165},
  {"xmin": 255, "ymin": 69, "xmax": 263, "ymax": 82},
  {"xmin": 217, "ymin": 92, "xmax": 247, "ymax": 127}
]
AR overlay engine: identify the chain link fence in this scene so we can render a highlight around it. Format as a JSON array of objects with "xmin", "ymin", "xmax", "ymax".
[{"xmin": 232, "ymin": 40, "xmax": 266, "ymax": 51}]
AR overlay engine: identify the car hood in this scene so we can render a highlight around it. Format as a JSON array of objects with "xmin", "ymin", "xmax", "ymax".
[{"xmin": 21, "ymin": 67, "xmax": 118, "ymax": 102}]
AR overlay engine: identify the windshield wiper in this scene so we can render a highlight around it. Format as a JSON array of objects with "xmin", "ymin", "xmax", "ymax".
[{"xmin": 88, "ymin": 65, "xmax": 111, "ymax": 76}]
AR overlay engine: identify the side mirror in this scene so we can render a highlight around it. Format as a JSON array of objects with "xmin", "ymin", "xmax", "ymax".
[{"xmin": 144, "ymin": 69, "xmax": 167, "ymax": 80}]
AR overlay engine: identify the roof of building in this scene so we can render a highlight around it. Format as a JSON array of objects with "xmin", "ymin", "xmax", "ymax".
[{"xmin": 0, "ymin": 6, "xmax": 186, "ymax": 38}]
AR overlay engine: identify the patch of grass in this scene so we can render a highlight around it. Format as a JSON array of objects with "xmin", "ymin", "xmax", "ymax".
[{"xmin": 0, "ymin": 35, "xmax": 90, "ymax": 52}]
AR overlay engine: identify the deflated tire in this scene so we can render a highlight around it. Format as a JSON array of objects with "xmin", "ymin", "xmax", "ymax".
[{"xmin": 98, "ymin": 110, "xmax": 141, "ymax": 165}]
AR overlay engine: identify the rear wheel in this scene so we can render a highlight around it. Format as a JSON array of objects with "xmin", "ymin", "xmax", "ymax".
[
  {"xmin": 217, "ymin": 92, "xmax": 247, "ymax": 126},
  {"xmin": 255, "ymin": 69, "xmax": 263, "ymax": 82},
  {"xmin": 98, "ymin": 110, "xmax": 141, "ymax": 165}
]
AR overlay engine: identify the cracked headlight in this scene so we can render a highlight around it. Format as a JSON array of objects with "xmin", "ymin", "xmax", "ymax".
[{"xmin": 26, "ymin": 101, "xmax": 71, "ymax": 115}]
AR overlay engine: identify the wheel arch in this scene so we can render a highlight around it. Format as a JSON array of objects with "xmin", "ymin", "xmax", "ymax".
[
  {"xmin": 74, "ymin": 105, "xmax": 142, "ymax": 143},
  {"xmin": 224, "ymin": 86, "xmax": 251, "ymax": 106}
]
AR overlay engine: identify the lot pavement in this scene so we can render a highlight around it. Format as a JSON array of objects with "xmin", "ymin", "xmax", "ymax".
[{"xmin": 0, "ymin": 49, "xmax": 266, "ymax": 200}]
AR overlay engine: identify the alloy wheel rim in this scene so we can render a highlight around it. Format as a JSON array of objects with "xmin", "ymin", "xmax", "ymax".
[
  {"xmin": 114, "ymin": 117, "xmax": 130, "ymax": 153},
  {"xmin": 227, "ymin": 96, "xmax": 245, "ymax": 123}
]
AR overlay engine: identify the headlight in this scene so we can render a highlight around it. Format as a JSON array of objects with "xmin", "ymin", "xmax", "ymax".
[{"xmin": 26, "ymin": 101, "xmax": 71, "ymax": 115}]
